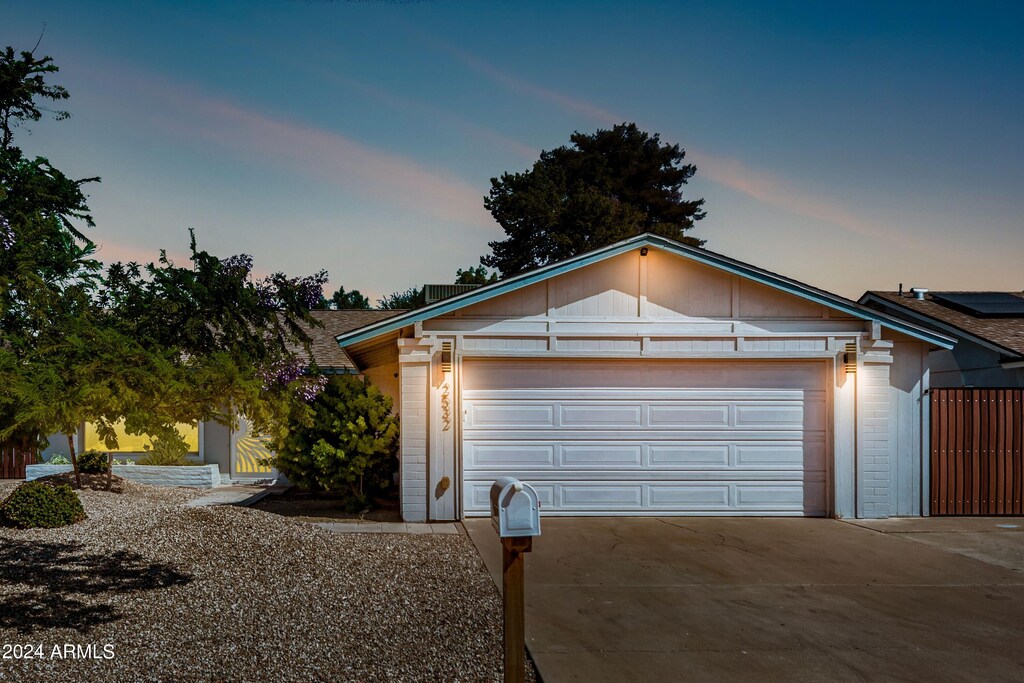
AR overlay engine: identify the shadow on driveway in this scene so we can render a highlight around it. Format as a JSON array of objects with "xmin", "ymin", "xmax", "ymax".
[{"xmin": 466, "ymin": 517, "xmax": 1024, "ymax": 682}]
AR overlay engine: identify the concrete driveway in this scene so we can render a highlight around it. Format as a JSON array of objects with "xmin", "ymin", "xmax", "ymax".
[{"xmin": 465, "ymin": 517, "xmax": 1024, "ymax": 682}]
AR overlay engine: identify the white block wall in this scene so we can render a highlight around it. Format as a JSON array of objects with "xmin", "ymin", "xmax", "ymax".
[
  {"xmin": 399, "ymin": 360, "xmax": 429, "ymax": 522},
  {"xmin": 858, "ymin": 361, "xmax": 893, "ymax": 518}
]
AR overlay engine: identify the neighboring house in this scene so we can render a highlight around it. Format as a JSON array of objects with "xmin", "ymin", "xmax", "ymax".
[
  {"xmin": 860, "ymin": 290, "xmax": 1024, "ymax": 388},
  {"xmin": 42, "ymin": 309, "xmax": 404, "ymax": 482},
  {"xmin": 334, "ymin": 233, "xmax": 953, "ymax": 522}
]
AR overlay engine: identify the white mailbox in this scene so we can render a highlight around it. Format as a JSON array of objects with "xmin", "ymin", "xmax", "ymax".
[{"xmin": 490, "ymin": 477, "xmax": 541, "ymax": 538}]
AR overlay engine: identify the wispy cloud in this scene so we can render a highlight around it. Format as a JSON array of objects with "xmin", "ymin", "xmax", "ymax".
[
  {"xmin": 422, "ymin": 35, "xmax": 911, "ymax": 245},
  {"xmin": 433, "ymin": 40, "xmax": 624, "ymax": 127},
  {"xmin": 689, "ymin": 152, "xmax": 903, "ymax": 244},
  {"xmin": 78, "ymin": 62, "xmax": 493, "ymax": 229},
  {"xmin": 307, "ymin": 66, "xmax": 540, "ymax": 162}
]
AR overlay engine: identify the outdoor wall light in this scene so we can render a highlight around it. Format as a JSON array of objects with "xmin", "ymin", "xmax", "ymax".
[
  {"xmin": 843, "ymin": 343, "xmax": 857, "ymax": 374},
  {"xmin": 640, "ymin": 247, "xmax": 649, "ymax": 256},
  {"xmin": 441, "ymin": 341, "xmax": 453, "ymax": 374}
]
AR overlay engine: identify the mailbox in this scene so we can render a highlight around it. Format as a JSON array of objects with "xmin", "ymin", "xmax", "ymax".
[{"xmin": 490, "ymin": 477, "xmax": 541, "ymax": 538}]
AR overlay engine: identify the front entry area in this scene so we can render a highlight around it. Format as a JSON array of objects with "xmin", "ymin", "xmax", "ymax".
[{"xmin": 461, "ymin": 359, "xmax": 829, "ymax": 516}]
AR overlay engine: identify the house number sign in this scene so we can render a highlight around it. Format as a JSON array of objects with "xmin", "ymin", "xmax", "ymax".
[{"xmin": 441, "ymin": 383, "xmax": 452, "ymax": 431}]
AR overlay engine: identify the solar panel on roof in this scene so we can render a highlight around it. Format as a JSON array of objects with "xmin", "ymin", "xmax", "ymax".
[{"xmin": 930, "ymin": 292, "xmax": 1024, "ymax": 318}]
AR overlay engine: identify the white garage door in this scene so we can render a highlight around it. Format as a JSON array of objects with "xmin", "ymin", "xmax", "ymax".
[{"xmin": 462, "ymin": 360, "xmax": 828, "ymax": 516}]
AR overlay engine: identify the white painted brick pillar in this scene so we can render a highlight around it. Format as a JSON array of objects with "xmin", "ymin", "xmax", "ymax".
[
  {"xmin": 398, "ymin": 338, "xmax": 432, "ymax": 522},
  {"xmin": 857, "ymin": 340, "xmax": 895, "ymax": 519}
]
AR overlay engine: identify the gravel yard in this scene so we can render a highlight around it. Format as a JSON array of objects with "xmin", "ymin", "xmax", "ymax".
[{"xmin": 0, "ymin": 481, "xmax": 530, "ymax": 682}]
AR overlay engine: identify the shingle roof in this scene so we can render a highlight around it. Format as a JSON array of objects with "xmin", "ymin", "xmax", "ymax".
[
  {"xmin": 291, "ymin": 309, "xmax": 405, "ymax": 370},
  {"xmin": 865, "ymin": 292, "xmax": 1024, "ymax": 358}
]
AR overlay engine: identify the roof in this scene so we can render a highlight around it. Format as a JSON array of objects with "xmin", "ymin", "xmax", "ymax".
[
  {"xmin": 334, "ymin": 233, "xmax": 955, "ymax": 349},
  {"xmin": 861, "ymin": 291, "xmax": 1024, "ymax": 359},
  {"xmin": 291, "ymin": 309, "xmax": 405, "ymax": 371}
]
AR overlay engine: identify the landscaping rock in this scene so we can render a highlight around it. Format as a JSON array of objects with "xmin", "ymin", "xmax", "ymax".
[{"xmin": 0, "ymin": 481, "xmax": 532, "ymax": 682}]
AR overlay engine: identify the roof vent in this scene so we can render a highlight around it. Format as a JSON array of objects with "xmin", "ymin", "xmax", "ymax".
[
  {"xmin": 424, "ymin": 284, "xmax": 482, "ymax": 304},
  {"xmin": 910, "ymin": 287, "xmax": 928, "ymax": 300}
]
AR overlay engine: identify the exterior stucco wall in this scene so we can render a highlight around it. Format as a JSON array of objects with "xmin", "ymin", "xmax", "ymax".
[
  {"xmin": 363, "ymin": 363, "xmax": 400, "ymax": 408},
  {"xmin": 890, "ymin": 341, "xmax": 927, "ymax": 516},
  {"xmin": 203, "ymin": 419, "xmax": 232, "ymax": 476},
  {"xmin": 41, "ymin": 433, "xmax": 72, "ymax": 461},
  {"xmin": 929, "ymin": 345, "xmax": 1024, "ymax": 388}
]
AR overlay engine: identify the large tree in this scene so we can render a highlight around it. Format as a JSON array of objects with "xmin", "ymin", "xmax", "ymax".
[
  {"xmin": 377, "ymin": 286, "xmax": 424, "ymax": 310},
  {"xmin": 316, "ymin": 285, "xmax": 370, "ymax": 310},
  {"xmin": 98, "ymin": 235, "xmax": 329, "ymax": 446},
  {"xmin": 0, "ymin": 44, "xmax": 328, "ymax": 483},
  {"xmin": 455, "ymin": 265, "xmax": 498, "ymax": 285},
  {"xmin": 0, "ymin": 45, "xmax": 101, "ymax": 481},
  {"xmin": 481, "ymin": 122, "xmax": 706, "ymax": 276}
]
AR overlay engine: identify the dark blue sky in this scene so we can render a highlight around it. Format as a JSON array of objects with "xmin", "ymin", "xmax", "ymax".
[{"xmin": 6, "ymin": 1, "xmax": 1023, "ymax": 298}]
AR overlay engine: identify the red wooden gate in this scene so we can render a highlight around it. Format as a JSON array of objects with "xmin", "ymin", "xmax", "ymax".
[
  {"xmin": 0, "ymin": 440, "xmax": 34, "ymax": 479},
  {"xmin": 930, "ymin": 388, "xmax": 1023, "ymax": 515}
]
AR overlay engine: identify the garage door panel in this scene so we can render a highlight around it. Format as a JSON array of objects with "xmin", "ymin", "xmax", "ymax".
[
  {"xmin": 648, "ymin": 484, "xmax": 731, "ymax": 508},
  {"xmin": 468, "ymin": 429, "xmax": 815, "ymax": 442},
  {"xmin": 469, "ymin": 403, "xmax": 554, "ymax": 428},
  {"xmin": 648, "ymin": 405, "xmax": 731, "ymax": 428},
  {"xmin": 461, "ymin": 360, "xmax": 829, "ymax": 516},
  {"xmin": 464, "ymin": 443, "xmax": 554, "ymax": 469},
  {"xmin": 466, "ymin": 481, "xmax": 556, "ymax": 511},
  {"xmin": 465, "ymin": 441, "xmax": 824, "ymax": 471},
  {"xmin": 734, "ymin": 441, "xmax": 825, "ymax": 469},
  {"xmin": 465, "ymin": 389, "xmax": 811, "ymax": 401},
  {"xmin": 561, "ymin": 444, "xmax": 643, "ymax": 467},
  {"xmin": 561, "ymin": 485, "xmax": 643, "ymax": 509},
  {"xmin": 463, "ymin": 479, "xmax": 826, "ymax": 514},
  {"xmin": 734, "ymin": 404, "xmax": 805, "ymax": 428},
  {"xmin": 463, "ymin": 359, "xmax": 824, "ymax": 391},
  {"xmin": 560, "ymin": 404, "xmax": 642, "ymax": 428},
  {"xmin": 466, "ymin": 470, "xmax": 822, "ymax": 483},
  {"xmin": 648, "ymin": 444, "xmax": 731, "ymax": 467}
]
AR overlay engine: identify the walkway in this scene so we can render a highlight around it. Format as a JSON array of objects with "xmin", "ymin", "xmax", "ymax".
[
  {"xmin": 314, "ymin": 521, "xmax": 460, "ymax": 535},
  {"xmin": 185, "ymin": 485, "xmax": 273, "ymax": 508}
]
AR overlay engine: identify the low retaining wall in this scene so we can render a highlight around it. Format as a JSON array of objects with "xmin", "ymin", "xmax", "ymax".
[{"xmin": 26, "ymin": 463, "xmax": 221, "ymax": 489}]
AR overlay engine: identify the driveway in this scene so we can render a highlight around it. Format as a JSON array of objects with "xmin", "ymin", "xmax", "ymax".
[{"xmin": 465, "ymin": 517, "xmax": 1024, "ymax": 682}]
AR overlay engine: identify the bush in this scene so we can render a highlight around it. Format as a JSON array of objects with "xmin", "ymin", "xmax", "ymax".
[
  {"xmin": 77, "ymin": 449, "xmax": 110, "ymax": 474},
  {"xmin": 272, "ymin": 375, "xmax": 398, "ymax": 511},
  {"xmin": 137, "ymin": 436, "xmax": 193, "ymax": 466},
  {"xmin": 0, "ymin": 480, "xmax": 87, "ymax": 529},
  {"xmin": 47, "ymin": 454, "xmax": 71, "ymax": 465}
]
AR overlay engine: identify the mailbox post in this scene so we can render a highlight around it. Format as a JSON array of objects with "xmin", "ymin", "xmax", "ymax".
[{"xmin": 490, "ymin": 477, "xmax": 541, "ymax": 683}]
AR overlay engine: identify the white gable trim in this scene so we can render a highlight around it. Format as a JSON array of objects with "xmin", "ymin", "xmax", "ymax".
[{"xmin": 337, "ymin": 234, "xmax": 954, "ymax": 349}]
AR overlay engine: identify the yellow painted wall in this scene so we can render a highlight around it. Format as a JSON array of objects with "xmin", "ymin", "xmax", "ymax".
[{"xmin": 83, "ymin": 421, "xmax": 200, "ymax": 453}]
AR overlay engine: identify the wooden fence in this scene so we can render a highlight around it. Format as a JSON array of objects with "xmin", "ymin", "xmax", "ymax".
[
  {"xmin": 931, "ymin": 388, "xmax": 1023, "ymax": 515},
  {"xmin": 0, "ymin": 439, "xmax": 34, "ymax": 479}
]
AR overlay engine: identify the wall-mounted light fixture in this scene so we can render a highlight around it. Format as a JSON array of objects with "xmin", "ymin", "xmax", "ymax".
[
  {"xmin": 640, "ymin": 247, "xmax": 649, "ymax": 256},
  {"xmin": 843, "ymin": 343, "xmax": 857, "ymax": 374},
  {"xmin": 441, "ymin": 341, "xmax": 453, "ymax": 374}
]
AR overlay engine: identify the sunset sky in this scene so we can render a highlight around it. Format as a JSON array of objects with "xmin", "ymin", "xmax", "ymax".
[{"xmin": 6, "ymin": 1, "xmax": 1023, "ymax": 300}]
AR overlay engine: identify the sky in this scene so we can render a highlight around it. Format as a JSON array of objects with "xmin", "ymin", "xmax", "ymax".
[{"xmin": 4, "ymin": 0, "xmax": 1023, "ymax": 301}]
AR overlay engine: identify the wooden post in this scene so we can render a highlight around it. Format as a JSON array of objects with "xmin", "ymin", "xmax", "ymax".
[
  {"xmin": 66, "ymin": 433, "xmax": 82, "ymax": 489},
  {"xmin": 502, "ymin": 536, "xmax": 532, "ymax": 683},
  {"xmin": 106, "ymin": 451, "xmax": 114, "ymax": 491}
]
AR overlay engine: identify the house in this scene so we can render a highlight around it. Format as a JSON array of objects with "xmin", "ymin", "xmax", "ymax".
[
  {"xmin": 859, "ymin": 290, "xmax": 1024, "ymax": 388},
  {"xmin": 334, "ymin": 233, "xmax": 953, "ymax": 522},
  {"xmin": 41, "ymin": 309, "xmax": 404, "ymax": 481}
]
